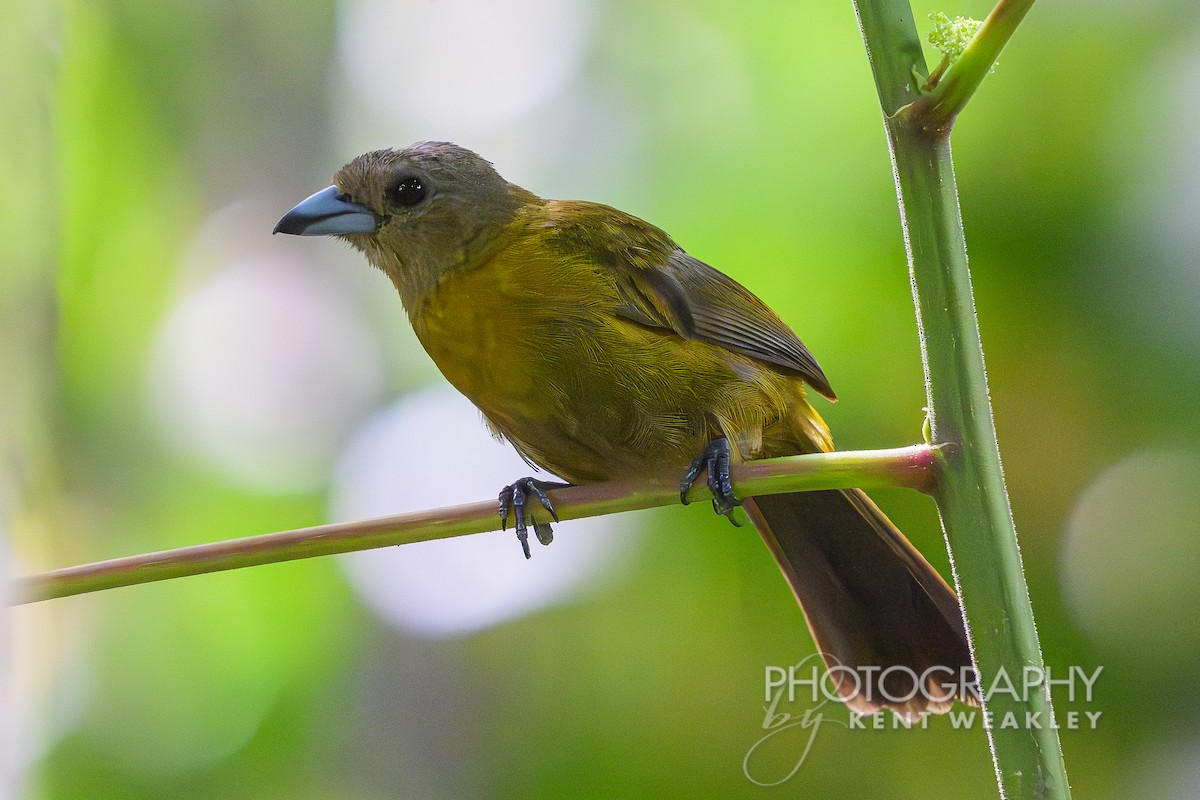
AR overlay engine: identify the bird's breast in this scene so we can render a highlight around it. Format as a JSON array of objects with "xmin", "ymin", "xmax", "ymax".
[
  {"xmin": 409, "ymin": 246, "xmax": 700, "ymax": 480},
  {"xmin": 415, "ymin": 247, "xmax": 578, "ymax": 410}
]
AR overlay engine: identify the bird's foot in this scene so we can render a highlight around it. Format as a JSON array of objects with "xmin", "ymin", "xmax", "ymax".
[
  {"xmin": 680, "ymin": 437, "xmax": 742, "ymax": 524},
  {"xmin": 499, "ymin": 478, "xmax": 569, "ymax": 558}
]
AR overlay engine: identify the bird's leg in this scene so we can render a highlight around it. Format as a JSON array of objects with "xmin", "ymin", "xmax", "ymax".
[
  {"xmin": 680, "ymin": 437, "xmax": 741, "ymax": 523},
  {"xmin": 498, "ymin": 478, "xmax": 569, "ymax": 558}
]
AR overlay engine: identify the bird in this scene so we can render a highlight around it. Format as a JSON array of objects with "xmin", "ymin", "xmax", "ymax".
[{"xmin": 274, "ymin": 141, "xmax": 976, "ymax": 717}]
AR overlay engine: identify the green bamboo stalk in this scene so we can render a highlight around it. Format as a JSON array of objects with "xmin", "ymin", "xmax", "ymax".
[
  {"xmin": 11, "ymin": 445, "xmax": 940, "ymax": 605},
  {"xmin": 852, "ymin": 1, "xmax": 1070, "ymax": 798}
]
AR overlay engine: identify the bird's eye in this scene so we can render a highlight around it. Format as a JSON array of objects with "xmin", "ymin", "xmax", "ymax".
[{"xmin": 386, "ymin": 176, "xmax": 427, "ymax": 207}]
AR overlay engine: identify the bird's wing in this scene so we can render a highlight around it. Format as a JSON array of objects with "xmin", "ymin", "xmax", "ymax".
[
  {"xmin": 617, "ymin": 249, "xmax": 836, "ymax": 401},
  {"xmin": 545, "ymin": 201, "xmax": 836, "ymax": 399}
]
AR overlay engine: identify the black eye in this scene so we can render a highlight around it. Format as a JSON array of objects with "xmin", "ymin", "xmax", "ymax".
[{"xmin": 386, "ymin": 176, "xmax": 427, "ymax": 207}]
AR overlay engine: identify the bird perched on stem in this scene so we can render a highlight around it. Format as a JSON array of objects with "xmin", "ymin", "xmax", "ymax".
[{"xmin": 275, "ymin": 141, "xmax": 976, "ymax": 717}]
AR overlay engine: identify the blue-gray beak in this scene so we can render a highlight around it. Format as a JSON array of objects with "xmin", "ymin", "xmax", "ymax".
[{"xmin": 273, "ymin": 185, "xmax": 378, "ymax": 236}]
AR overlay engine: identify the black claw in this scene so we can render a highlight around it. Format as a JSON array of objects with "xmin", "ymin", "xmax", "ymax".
[
  {"xmin": 497, "ymin": 478, "xmax": 569, "ymax": 558},
  {"xmin": 680, "ymin": 438, "xmax": 741, "ymax": 523},
  {"xmin": 499, "ymin": 489, "xmax": 512, "ymax": 531},
  {"xmin": 526, "ymin": 481, "xmax": 560, "ymax": 523},
  {"xmin": 516, "ymin": 529, "xmax": 532, "ymax": 559},
  {"xmin": 680, "ymin": 452, "xmax": 706, "ymax": 505},
  {"xmin": 533, "ymin": 520, "xmax": 554, "ymax": 546}
]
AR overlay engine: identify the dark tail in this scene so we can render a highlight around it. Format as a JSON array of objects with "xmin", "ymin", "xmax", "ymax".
[{"xmin": 744, "ymin": 489, "xmax": 978, "ymax": 718}]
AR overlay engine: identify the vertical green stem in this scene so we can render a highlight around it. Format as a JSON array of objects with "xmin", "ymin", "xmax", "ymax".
[{"xmin": 853, "ymin": 2, "xmax": 1070, "ymax": 798}]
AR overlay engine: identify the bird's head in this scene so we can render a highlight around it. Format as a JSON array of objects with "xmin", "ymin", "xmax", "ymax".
[{"xmin": 275, "ymin": 141, "xmax": 530, "ymax": 315}]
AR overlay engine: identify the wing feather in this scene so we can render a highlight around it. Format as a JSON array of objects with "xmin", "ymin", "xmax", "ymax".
[
  {"xmin": 625, "ymin": 251, "xmax": 836, "ymax": 400},
  {"xmin": 546, "ymin": 201, "xmax": 836, "ymax": 400}
]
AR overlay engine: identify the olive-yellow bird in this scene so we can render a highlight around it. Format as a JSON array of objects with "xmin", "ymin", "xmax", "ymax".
[{"xmin": 275, "ymin": 141, "xmax": 974, "ymax": 716}]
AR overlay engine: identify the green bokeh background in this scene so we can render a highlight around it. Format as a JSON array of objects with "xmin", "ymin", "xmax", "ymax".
[{"xmin": 4, "ymin": 1, "xmax": 1200, "ymax": 797}]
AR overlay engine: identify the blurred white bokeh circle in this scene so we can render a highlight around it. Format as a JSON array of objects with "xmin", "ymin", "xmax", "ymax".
[
  {"xmin": 1060, "ymin": 449, "xmax": 1200, "ymax": 664},
  {"xmin": 330, "ymin": 384, "xmax": 636, "ymax": 638},
  {"xmin": 337, "ymin": 0, "xmax": 597, "ymax": 135},
  {"xmin": 149, "ymin": 230, "xmax": 386, "ymax": 492}
]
